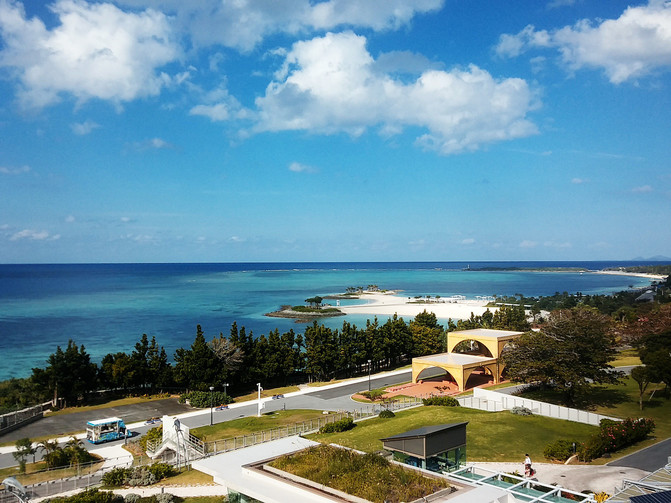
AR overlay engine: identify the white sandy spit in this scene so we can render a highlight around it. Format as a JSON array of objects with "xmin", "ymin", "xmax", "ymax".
[{"xmin": 336, "ymin": 293, "xmax": 494, "ymax": 320}]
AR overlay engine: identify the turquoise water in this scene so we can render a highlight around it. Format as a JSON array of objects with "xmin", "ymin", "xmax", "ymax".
[{"xmin": 0, "ymin": 262, "xmax": 658, "ymax": 380}]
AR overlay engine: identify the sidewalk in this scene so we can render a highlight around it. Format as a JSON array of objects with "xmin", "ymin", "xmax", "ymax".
[{"xmin": 469, "ymin": 461, "xmax": 650, "ymax": 495}]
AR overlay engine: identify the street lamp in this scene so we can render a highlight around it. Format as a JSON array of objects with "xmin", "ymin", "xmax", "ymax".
[
  {"xmin": 368, "ymin": 359, "xmax": 372, "ymax": 392},
  {"xmin": 209, "ymin": 386, "xmax": 214, "ymax": 426},
  {"xmin": 223, "ymin": 383, "xmax": 229, "ymax": 404}
]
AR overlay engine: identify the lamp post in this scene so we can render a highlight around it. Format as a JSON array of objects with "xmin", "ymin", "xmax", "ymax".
[
  {"xmin": 209, "ymin": 386, "xmax": 214, "ymax": 426},
  {"xmin": 368, "ymin": 359, "xmax": 372, "ymax": 392},
  {"xmin": 223, "ymin": 383, "xmax": 229, "ymax": 404}
]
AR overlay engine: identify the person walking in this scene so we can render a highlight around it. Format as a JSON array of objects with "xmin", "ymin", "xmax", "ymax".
[{"xmin": 524, "ymin": 454, "xmax": 533, "ymax": 477}]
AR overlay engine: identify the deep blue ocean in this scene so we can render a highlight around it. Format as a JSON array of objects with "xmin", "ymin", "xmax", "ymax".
[{"xmin": 0, "ymin": 261, "xmax": 661, "ymax": 381}]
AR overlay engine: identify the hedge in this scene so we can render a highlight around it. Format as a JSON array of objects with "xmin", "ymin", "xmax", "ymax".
[
  {"xmin": 319, "ymin": 417, "xmax": 355, "ymax": 434},
  {"xmin": 179, "ymin": 390, "xmax": 234, "ymax": 408},
  {"xmin": 422, "ymin": 396, "xmax": 460, "ymax": 407}
]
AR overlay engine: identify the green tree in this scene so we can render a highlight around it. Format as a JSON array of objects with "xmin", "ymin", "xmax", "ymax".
[
  {"xmin": 409, "ymin": 310, "xmax": 444, "ymax": 356},
  {"xmin": 31, "ymin": 340, "xmax": 97, "ymax": 405},
  {"xmin": 638, "ymin": 330, "xmax": 671, "ymax": 392},
  {"xmin": 502, "ymin": 307, "xmax": 622, "ymax": 406},
  {"xmin": 13, "ymin": 438, "xmax": 35, "ymax": 474},
  {"xmin": 630, "ymin": 366, "xmax": 653, "ymax": 411},
  {"xmin": 173, "ymin": 325, "xmax": 221, "ymax": 390}
]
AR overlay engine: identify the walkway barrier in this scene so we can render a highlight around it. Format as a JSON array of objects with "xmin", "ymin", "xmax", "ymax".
[
  {"xmin": 456, "ymin": 395, "xmax": 504, "ymax": 412},
  {"xmin": 205, "ymin": 396, "xmax": 423, "ymax": 455},
  {"xmin": 468, "ymin": 388, "xmax": 619, "ymax": 426},
  {"xmin": 0, "ymin": 402, "xmax": 52, "ymax": 436}
]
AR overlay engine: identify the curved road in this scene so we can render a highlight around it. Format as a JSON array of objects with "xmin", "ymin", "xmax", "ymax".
[{"xmin": 0, "ymin": 370, "xmax": 412, "ymax": 469}]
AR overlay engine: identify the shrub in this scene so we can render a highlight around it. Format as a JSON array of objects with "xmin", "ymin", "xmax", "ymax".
[
  {"xmin": 422, "ymin": 396, "xmax": 460, "ymax": 407},
  {"xmin": 102, "ymin": 467, "xmax": 132, "ymax": 487},
  {"xmin": 319, "ymin": 417, "xmax": 355, "ymax": 434},
  {"xmin": 511, "ymin": 406, "xmax": 533, "ymax": 416},
  {"xmin": 378, "ymin": 409, "xmax": 395, "ymax": 418},
  {"xmin": 543, "ymin": 440, "xmax": 577, "ymax": 461},
  {"xmin": 49, "ymin": 489, "xmax": 124, "ymax": 503},
  {"xmin": 179, "ymin": 390, "xmax": 233, "ymax": 408},
  {"xmin": 578, "ymin": 417, "xmax": 655, "ymax": 462},
  {"xmin": 155, "ymin": 493, "xmax": 174, "ymax": 503},
  {"xmin": 147, "ymin": 463, "xmax": 177, "ymax": 481},
  {"xmin": 140, "ymin": 426, "xmax": 162, "ymax": 451},
  {"xmin": 124, "ymin": 494, "xmax": 140, "ymax": 503},
  {"xmin": 361, "ymin": 390, "xmax": 386, "ymax": 401},
  {"xmin": 126, "ymin": 467, "xmax": 157, "ymax": 487}
]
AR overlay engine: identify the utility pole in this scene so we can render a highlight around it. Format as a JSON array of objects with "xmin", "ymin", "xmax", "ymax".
[
  {"xmin": 257, "ymin": 383, "xmax": 264, "ymax": 417},
  {"xmin": 209, "ymin": 386, "xmax": 214, "ymax": 426}
]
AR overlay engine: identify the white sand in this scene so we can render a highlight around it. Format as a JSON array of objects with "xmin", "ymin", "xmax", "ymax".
[
  {"xmin": 592, "ymin": 270, "xmax": 666, "ymax": 281},
  {"xmin": 337, "ymin": 292, "xmax": 495, "ymax": 320}
]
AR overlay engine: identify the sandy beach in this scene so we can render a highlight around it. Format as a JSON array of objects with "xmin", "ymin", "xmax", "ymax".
[
  {"xmin": 591, "ymin": 270, "xmax": 666, "ymax": 281},
  {"xmin": 337, "ymin": 292, "xmax": 495, "ymax": 320}
]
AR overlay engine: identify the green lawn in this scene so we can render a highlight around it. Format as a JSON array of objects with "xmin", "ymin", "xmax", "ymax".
[
  {"xmin": 190, "ymin": 409, "xmax": 337, "ymax": 442},
  {"xmin": 519, "ymin": 375, "xmax": 671, "ymax": 463},
  {"xmin": 308, "ymin": 406, "xmax": 597, "ymax": 462},
  {"xmin": 608, "ymin": 348, "xmax": 642, "ymax": 367}
]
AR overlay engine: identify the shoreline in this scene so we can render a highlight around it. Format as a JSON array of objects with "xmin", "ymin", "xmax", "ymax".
[{"xmin": 337, "ymin": 292, "xmax": 494, "ymax": 320}]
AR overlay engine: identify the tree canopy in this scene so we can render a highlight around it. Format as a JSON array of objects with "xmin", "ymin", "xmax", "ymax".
[{"xmin": 502, "ymin": 307, "xmax": 622, "ymax": 405}]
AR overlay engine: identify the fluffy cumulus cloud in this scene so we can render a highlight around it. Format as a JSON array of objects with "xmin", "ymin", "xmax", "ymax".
[
  {"xmin": 117, "ymin": 0, "xmax": 443, "ymax": 51},
  {"xmin": 254, "ymin": 32, "xmax": 538, "ymax": 154},
  {"xmin": 496, "ymin": 0, "xmax": 671, "ymax": 83},
  {"xmin": 0, "ymin": 0, "xmax": 179, "ymax": 109}
]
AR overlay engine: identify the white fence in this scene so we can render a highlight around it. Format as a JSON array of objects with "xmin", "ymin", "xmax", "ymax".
[
  {"xmin": 469, "ymin": 388, "xmax": 619, "ymax": 426},
  {"xmin": 456, "ymin": 395, "xmax": 504, "ymax": 412}
]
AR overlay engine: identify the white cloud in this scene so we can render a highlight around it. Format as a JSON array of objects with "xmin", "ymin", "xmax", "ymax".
[
  {"xmin": 117, "ymin": 0, "xmax": 443, "ymax": 52},
  {"xmin": 0, "ymin": 165, "xmax": 30, "ymax": 175},
  {"xmin": 254, "ymin": 32, "xmax": 538, "ymax": 154},
  {"xmin": 228, "ymin": 235, "xmax": 245, "ymax": 243},
  {"xmin": 71, "ymin": 120, "xmax": 100, "ymax": 135},
  {"xmin": 460, "ymin": 238, "xmax": 476, "ymax": 245},
  {"xmin": 632, "ymin": 185, "xmax": 653, "ymax": 193},
  {"xmin": 496, "ymin": 1, "xmax": 671, "ymax": 83},
  {"xmin": 544, "ymin": 240, "xmax": 571, "ymax": 248},
  {"xmin": 65, "ymin": 215, "xmax": 75, "ymax": 222},
  {"xmin": 189, "ymin": 85, "xmax": 248, "ymax": 122},
  {"xmin": 571, "ymin": 177, "xmax": 586, "ymax": 184},
  {"xmin": 519, "ymin": 240, "xmax": 538, "ymax": 248},
  {"xmin": 130, "ymin": 137, "xmax": 173, "ymax": 150},
  {"xmin": 289, "ymin": 162, "xmax": 317, "ymax": 173},
  {"xmin": 0, "ymin": 0, "xmax": 179, "ymax": 109},
  {"xmin": 190, "ymin": 103, "xmax": 231, "ymax": 122},
  {"xmin": 10, "ymin": 229, "xmax": 60, "ymax": 241}
]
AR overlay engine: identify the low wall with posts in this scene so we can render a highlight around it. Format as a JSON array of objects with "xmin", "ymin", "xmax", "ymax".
[
  {"xmin": 472, "ymin": 388, "xmax": 619, "ymax": 426},
  {"xmin": 0, "ymin": 401, "xmax": 52, "ymax": 437}
]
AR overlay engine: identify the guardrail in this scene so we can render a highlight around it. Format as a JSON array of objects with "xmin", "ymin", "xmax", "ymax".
[{"xmin": 205, "ymin": 396, "xmax": 423, "ymax": 455}]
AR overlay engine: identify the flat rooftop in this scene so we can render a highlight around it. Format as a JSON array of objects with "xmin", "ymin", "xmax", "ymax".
[
  {"xmin": 413, "ymin": 352, "xmax": 497, "ymax": 366},
  {"xmin": 449, "ymin": 328, "xmax": 524, "ymax": 340}
]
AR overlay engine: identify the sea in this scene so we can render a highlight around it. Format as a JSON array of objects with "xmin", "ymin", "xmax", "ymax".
[{"xmin": 0, "ymin": 261, "xmax": 662, "ymax": 381}]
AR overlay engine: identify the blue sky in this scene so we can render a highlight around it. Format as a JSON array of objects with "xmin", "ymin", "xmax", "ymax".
[{"xmin": 0, "ymin": 0, "xmax": 670, "ymax": 263}]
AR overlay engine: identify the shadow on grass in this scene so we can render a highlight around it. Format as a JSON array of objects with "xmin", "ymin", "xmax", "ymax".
[{"xmin": 518, "ymin": 384, "xmax": 631, "ymax": 411}]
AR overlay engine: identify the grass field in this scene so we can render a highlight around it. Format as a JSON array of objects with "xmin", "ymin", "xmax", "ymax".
[
  {"xmin": 190, "ymin": 409, "xmax": 336, "ymax": 442},
  {"xmin": 519, "ymin": 375, "xmax": 670, "ymax": 463},
  {"xmin": 0, "ymin": 459, "xmax": 104, "ymax": 486},
  {"xmin": 308, "ymin": 406, "xmax": 597, "ymax": 462},
  {"xmin": 608, "ymin": 348, "xmax": 642, "ymax": 367}
]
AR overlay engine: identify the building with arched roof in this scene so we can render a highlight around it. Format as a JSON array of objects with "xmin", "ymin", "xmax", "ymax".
[{"xmin": 411, "ymin": 328, "xmax": 524, "ymax": 392}]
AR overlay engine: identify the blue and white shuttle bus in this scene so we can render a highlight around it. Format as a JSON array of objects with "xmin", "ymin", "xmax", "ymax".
[{"xmin": 86, "ymin": 417, "xmax": 129, "ymax": 444}]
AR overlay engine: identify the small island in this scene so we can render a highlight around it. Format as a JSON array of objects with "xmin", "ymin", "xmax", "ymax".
[{"xmin": 265, "ymin": 295, "xmax": 346, "ymax": 321}]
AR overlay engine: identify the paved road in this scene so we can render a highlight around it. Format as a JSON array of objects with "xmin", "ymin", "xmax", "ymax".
[
  {"xmin": 0, "ymin": 398, "xmax": 193, "ymax": 444},
  {"xmin": 0, "ymin": 371, "xmax": 412, "ymax": 468},
  {"xmin": 607, "ymin": 437, "xmax": 671, "ymax": 472}
]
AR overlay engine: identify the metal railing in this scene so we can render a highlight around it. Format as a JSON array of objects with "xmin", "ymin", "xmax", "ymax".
[{"xmin": 205, "ymin": 396, "xmax": 423, "ymax": 455}]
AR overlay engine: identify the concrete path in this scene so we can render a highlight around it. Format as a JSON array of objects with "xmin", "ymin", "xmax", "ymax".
[{"xmin": 470, "ymin": 462, "xmax": 650, "ymax": 495}]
